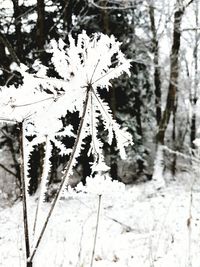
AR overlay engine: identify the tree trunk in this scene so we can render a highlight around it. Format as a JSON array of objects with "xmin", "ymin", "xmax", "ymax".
[
  {"xmin": 171, "ymin": 98, "xmax": 178, "ymax": 175},
  {"xmin": 157, "ymin": 3, "xmax": 184, "ymax": 144},
  {"xmin": 191, "ymin": 113, "xmax": 196, "ymax": 148},
  {"xmin": 101, "ymin": 1, "xmax": 118, "ymax": 179},
  {"xmin": 0, "ymin": 42, "xmax": 10, "ymax": 85},
  {"xmin": 190, "ymin": 0, "xmax": 199, "ymax": 148},
  {"xmin": 0, "ymin": 31, "xmax": 20, "ymax": 65},
  {"xmin": 12, "ymin": 0, "xmax": 22, "ymax": 59},
  {"xmin": 36, "ymin": 0, "xmax": 45, "ymax": 50},
  {"xmin": 63, "ymin": 0, "xmax": 73, "ymax": 33},
  {"xmin": 101, "ymin": 0, "xmax": 110, "ymax": 35},
  {"xmin": 149, "ymin": 4, "xmax": 162, "ymax": 125}
]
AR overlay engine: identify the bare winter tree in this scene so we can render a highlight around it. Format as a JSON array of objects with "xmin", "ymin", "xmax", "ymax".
[
  {"xmin": 157, "ymin": 0, "xmax": 188, "ymax": 144},
  {"xmin": 12, "ymin": 0, "xmax": 22, "ymax": 59},
  {"xmin": 190, "ymin": 0, "xmax": 199, "ymax": 148},
  {"xmin": 148, "ymin": 2, "xmax": 162, "ymax": 125},
  {"xmin": 36, "ymin": 0, "xmax": 45, "ymax": 51}
]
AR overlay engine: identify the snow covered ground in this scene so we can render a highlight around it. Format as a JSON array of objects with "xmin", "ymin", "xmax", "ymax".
[{"xmin": 1, "ymin": 171, "xmax": 200, "ymax": 267}]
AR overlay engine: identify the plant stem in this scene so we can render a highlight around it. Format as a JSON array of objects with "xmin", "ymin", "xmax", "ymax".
[
  {"xmin": 19, "ymin": 122, "xmax": 32, "ymax": 267},
  {"xmin": 29, "ymin": 87, "xmax": 91, "ymax": 263},
  {"xmin": 90, "ymin": 194, "xmax": 102, "ymax": 267}
]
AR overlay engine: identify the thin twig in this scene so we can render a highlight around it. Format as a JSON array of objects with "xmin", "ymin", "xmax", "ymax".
[
  {"xmin": 90, "ymin": 194, "xmax": 102, "ymax": 267},
  {"xmin": 91, "ymin": 62, "xmax": 124, "ymax": 85},
  {"xmin": 5, "ymin": 74, "xmax": 16, "ymax": 86},
  {"xmin": 12, "ymin": 96, "xmax": 56, "ymax": 108},
  {"xmin": 49, "ymin": 0, "xmax": 69, "ymax": 33},
  {"xmin": 0, "ymin": 162, "xmax": 17, "ymax": 177},
  {"xmin": 182, "ymin": 27, "xmax": 200, "ymax": 31},
  {"xmin": 0, "ymin": 118, "xmax": 18, "ymax": 124},
  {"xmin": 0, "ymin": 31, "xmax": 20, "ymax": 65},
  {"xmin": 89, "ymin": 0, "xmax": 136, "ymax": 10},
  {"xmin": 185, "ymin": 0, "xmax": 195, "ymax": 8},
  {"xmin": 19, "ymin": 122, "xmax": 32, "ymax": 267},
  {"xmin": 89, "ymin": 59, "xmax": 100, "ymax": 84},
  {"xmin": 0, "ymin": 67, "xmax": 21, "ymax": 77},
  {"xmin": 0, "ymin": 129, "xmax": 15, "ymax": 141}
]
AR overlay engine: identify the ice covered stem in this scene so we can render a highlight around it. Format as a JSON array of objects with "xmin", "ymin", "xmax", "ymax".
[
  {"xmin": 19, "ymin": 121, "xmax": 32, "ymax": 267},
  {"xmin": 90, "ymin": 194, "xmax": 102, "ymax": 267},
  {"xmin": 28, "ymin": 86, "xmax": 91, "ymax": 263}
]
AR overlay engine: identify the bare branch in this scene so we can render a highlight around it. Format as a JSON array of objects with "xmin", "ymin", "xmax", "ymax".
[
  {"xmin": 12, "ymin": 96, "xmax": 56, "ymax": 108},
  {"xmin": 0, "ymin": 163, "xmax": 17, "ymax": 177},
  {"xmin": 182, "ymin": 27, "xmax": 200, "ymax": 31},
  {"xmin": 0, "ymin": 129, "xmax": 15, "ymax": 141},
  {"xmin": 0, "ymin": 32, "xmax": 20, "ymax": 65},
  {"xmin": 0, "ymin": 118, "xmax": 18, "ymax": 124},
  {"xmin": 185, "ymin": 0, "xmax": 195, "ymax": 8},
  {"xmin": 89, "ymin": 0, "xmax": 136, "ymax": 10}
]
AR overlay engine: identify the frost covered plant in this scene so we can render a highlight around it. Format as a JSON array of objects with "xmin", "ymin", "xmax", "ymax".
[
  {"xmin": 75, "ymin": 174, "xmax": 126, "ymax": 196},
  {"xmin": 0, "ymin": 31, "xmax": 132, "ymax": 266}
]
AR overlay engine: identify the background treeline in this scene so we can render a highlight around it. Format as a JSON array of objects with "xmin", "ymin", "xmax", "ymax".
[{"xmin": 0, "ymin": 0, "xmax": 199, "ymax": 199}]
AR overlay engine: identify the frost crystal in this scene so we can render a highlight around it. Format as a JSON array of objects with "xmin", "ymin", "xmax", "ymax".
[{"xmin": 76, "ymin": 174, "xmax": 125, "ymax": 196}]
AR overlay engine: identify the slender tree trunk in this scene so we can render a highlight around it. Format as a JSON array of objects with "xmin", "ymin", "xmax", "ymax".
[
  {"xmin": 157, "ymin": 2, "xmax": 184, "ymax": 144},
  {"xmin": 36, "ymin": 0, "xmax": 45, "ymax": 50},
  {"xmin": 101, "ymin": 1, "xmax": 118, "ymax": 179},
  {"xmin": 153, "ymin": 1, "xmax": 185, "ymax": 186},
  {"xmin": 149, "ymin": 4, "xmax": 162, "ymax": 125},
  {"xmin": 132, "ymin": 8, "xmax": 142, "ymax": 141},
  {"xmin": 172, "ymin": 97, "xmax": 178, "ymax": 175},
  {"xmin": 0, "ymin": 31, "xmax": 20, "ymax": 65},
  {"xmin": 134, "ymin": 88, "xmax": 143, "ymax": 138},
  {"xmin": 191, "ymin": 114, "xmax": 196, "ymax": 148},
  {"xmin": 12, "ymin": 0, "xmax": 22, "ymax": 59},
  {"xmin": 63, "ymin": 0, "xmax": 73, "ymax": 33},
  {"xmin": 0, "ymin": 42, "xmax": 10, "ymax": 85},
  {"xmin": 190, "ymin": 0, "xmax": 199, "ymax": 148},
  {"xmin": 101, "ymin": 0, "xmax": 110, "ymax": 35}
]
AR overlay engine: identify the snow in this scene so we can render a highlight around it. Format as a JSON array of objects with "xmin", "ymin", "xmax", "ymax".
[{"xmin": 1, "ymin": 173, "xmax": 200, "ymax": 267}]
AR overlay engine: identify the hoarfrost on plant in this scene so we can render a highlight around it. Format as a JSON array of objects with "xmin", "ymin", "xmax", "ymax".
[
  {"xmin": 75, "ymin": 174, "xmax": 125, "ymax": 196},
  {"xmin": 0, "ymin": 31, "xmax": 132, "ymax": 196}
]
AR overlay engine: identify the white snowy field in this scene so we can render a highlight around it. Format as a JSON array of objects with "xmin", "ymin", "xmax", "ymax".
[{"xmin": 1, "ymin": 172, "xmax": 200, "ymax": 267}]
